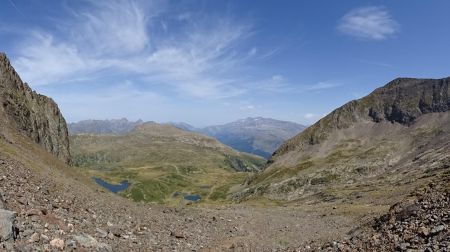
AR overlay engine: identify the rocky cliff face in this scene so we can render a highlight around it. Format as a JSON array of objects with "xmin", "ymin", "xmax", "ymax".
[
  {"xmin": 0, "ymin": 53, "xmax": 70, "ymax": 164},
  {"xmin": 273, "ymin": 77, "xmax": 450, "ymax": 160}
]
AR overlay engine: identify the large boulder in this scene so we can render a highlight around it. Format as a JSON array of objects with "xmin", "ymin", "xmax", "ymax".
[{"xmin": 0, "ymin": 209, "xmax": 16, "ymax": 242}]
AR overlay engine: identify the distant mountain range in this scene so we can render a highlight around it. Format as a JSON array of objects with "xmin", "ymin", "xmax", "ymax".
[
  {"xmin": 68, "ymin": 118, "xmax": 144, "ymax": 135},
  {"xmin": 195, "ymin": 118, "xmax": 307, "ymax": 159},
  {"xmin": 69, "ymin": 117, "xmax": 307, "ymax": 159}
]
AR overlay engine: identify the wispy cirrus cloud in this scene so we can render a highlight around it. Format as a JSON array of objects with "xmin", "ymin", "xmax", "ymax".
[
  {"xmin": 252, "ymin": 75, "xmax": 341, "ymax": 94},
  {"xmin": 306, "ymin": 81, "xmax": 341, "ymax": 91},
  {"xmin": 11, "ymin": 0, "xmax": 257, "ymax": 99},
  {"xmin": 337, "ymin": 6, "xmax": 399, "ymax": 40}
]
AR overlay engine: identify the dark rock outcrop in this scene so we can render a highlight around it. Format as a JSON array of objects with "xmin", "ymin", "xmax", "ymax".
[
  {"xmin": 0, "ymin": 53, "xmax": 71, "ymax": 164},
  {"xmin": 273, "ymin": 77, "xmax": 450, "ymax": 159}
]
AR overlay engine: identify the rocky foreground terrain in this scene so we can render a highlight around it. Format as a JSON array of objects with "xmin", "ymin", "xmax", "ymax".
[
  {"xmin": 1, "ymin": 151, "xmax": 448, "ymax": 251},
  {"xmin": 0, "ymin": 150, "xmax": 366, "ymax": 251},
  {"xmin": 314, "ymin": 171, "xmax": 450, "ymax": 251}
]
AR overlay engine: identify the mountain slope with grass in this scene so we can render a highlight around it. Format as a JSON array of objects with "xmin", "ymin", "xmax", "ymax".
[
  {"xmin": 237, "ymin": 77, "xmax": 450, "ymax": 205},
  {"xmin": 70, "ymin": 122, "xmax": 265, "ymax": 203}
]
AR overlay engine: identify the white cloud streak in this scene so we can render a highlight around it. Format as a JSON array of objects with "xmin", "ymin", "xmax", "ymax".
[
  {"xmin": 338, "ymin": 6, "xmax": 399, "ymax": 40},
  {"xmin": 11, "ymin": 0, "xmax": 254, "ymax": 99},
  {"xmin": 306, "ymin": 82, "xmax": 341, "ymax": 91}
]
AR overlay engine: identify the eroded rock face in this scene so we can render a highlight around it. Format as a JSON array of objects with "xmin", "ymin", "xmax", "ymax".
[{"xmin": 0, "ymin": 53, "xmax": 70, "ymax": 164}]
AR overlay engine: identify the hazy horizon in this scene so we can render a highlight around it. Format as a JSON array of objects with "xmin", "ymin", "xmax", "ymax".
[
  {"xmin": 67, "ymin": 115, "xmax": 312, "ymax": 129},
  {"xmin": 1, "ymin": 0, "xmax": 449, "ymax": 126}
]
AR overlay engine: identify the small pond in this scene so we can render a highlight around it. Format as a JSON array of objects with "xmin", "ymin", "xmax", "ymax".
[
  {"xmin": 184, "ymin": 194, "xmax": 201, "ymax": 202},
  {"xmin": 93, "ymin": 177, "xmax": 129, "ymax": 193}
]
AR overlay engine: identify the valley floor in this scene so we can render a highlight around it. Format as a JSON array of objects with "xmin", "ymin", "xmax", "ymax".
[{"xmin": 0, "ymin": 155, "xmax": 389, "ymax": 251}]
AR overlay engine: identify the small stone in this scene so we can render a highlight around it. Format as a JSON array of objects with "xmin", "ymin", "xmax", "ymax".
[
  {"xmin": 107, "ymin": 232, "xmax": 115, "ymax": 239},
  {"xmin": 16, "ymin": 197, "xmax": 27, "ymax": 205},
  {"xmin": 26, "ymin": 209, "xmax": 42, "ymax": 216},
  {"xmin": 50, "ymin": 238, "xmax": 65, "ymax": 250},
  {"xmin": 399, "ymin": 242, "xmax": 410, "ymax": 251},
  {"xmin": 73, "ymin": 234, "xmax": 98, "ymax": 248},
  {"xmin": 170, "ymin": 231, "xmax": 185, "ymax": 239},
  {"xmin": 28, "ymin": 232, "xmax": 40, "ymax": 243},
  {"xmin": 418, "ymin": 226, "xmax": 430, "ymax": 237},
  {"xmin": 96, "ymin": 228, "xmax": 107, "ymax": 238},
  {"xmin": 65, "ymin": 239, "xmax": 77, "ymax": 248},
  {"xmin": 22, "ymin": 229, "xmax": 34, "ymax": 237},
  {"xmin": 40, "ymin": 234, "xmax": 49, "ymax": 241},
  {"xmin": 430, "ymin": 225, "xmax": 445, "ymax": 235}
]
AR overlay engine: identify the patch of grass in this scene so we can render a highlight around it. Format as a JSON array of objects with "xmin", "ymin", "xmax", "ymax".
[
  {"xmin": 310, "ymin": 172, "xmax": 339, "ymax": 185},
  {"xmin": 250, "ymin": 160, "xmax": 315, "ymax": 185},
  {"xmin": 209, "ymin": 184, "xmax": 229, "ymax": 200}
]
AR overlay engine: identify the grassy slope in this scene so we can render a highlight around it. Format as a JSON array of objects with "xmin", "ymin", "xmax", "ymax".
[
  {"xmin": 70, "ymin": 123, "xmax": 266, "ymax": 204},
  {"xmin": 239, "ymin": 112, "xmax": 450, "ymax": 207}
]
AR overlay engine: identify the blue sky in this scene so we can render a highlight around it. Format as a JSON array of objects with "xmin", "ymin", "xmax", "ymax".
[{"xmin": 1, "ymin": 0, "xmax": 449, "ymax": 126}]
